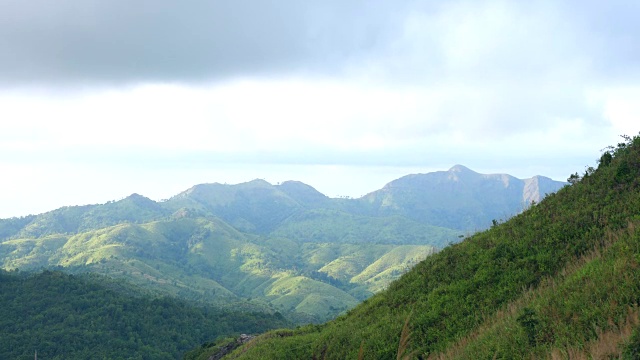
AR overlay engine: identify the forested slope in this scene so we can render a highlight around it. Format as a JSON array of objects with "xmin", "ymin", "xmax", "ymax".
[{"xmin": 0, "ymin": 270, "xmax": 289, "ymax": 360}]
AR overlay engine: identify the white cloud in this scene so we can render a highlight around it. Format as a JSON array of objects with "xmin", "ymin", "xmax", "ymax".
[
  {"xmin": 601, "ymin": 87, "xmax": 640, "ymax": 136},
  {"xmin": 0, "ymin": 79, "xmax": 443, "ymax": 156},
  {"xmin": 1, "ymin": 0, "xmax": 639, "ymax": 217},
  {"xmin": 0, "ymin": 73, "xmax": 623, "ymax": 168}
]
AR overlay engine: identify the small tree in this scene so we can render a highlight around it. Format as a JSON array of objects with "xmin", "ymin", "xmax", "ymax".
[
  {"xmin": 598, "ymin": 151, "xmax": 613, "ymax": 168},
  {"xmin": 517, "ymin": 307, "xmax": 540, "ymax": 347},
  {"xmin": 567, "ymin": 172, "xmax": 581, "ymax": 185}
]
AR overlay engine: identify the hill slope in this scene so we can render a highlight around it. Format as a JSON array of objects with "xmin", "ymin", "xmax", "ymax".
[
  {"xmin": 220, "ymin": 135, "xmax": 640, "ymax": 359},
  {"xmin": 0, "ymin": 214, "xmax": 438, "ymax": 323}
]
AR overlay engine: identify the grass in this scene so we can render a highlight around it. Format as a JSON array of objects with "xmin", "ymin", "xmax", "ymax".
[{"xmin": 428, "ymin": 222, "xmax": 640, "ymax": 359}]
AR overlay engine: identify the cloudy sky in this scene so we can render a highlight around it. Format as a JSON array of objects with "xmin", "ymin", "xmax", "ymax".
[{"xmin": 1, "ymin": 0, "xmax": 639, "ymax": 218}]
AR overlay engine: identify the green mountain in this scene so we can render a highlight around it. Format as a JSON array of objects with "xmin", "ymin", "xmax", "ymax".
[
  {"xmin": 0, "ymin": 214, "xmax": 441, "ymax": 323},
  {"xmin": 0, "ymin": 270, "xmax": 289, "ymax": 360},
  {"xmin": 164, "ymin": 179, "xmax": 302, "ymax": 233},
  {"xmin": 163, "ymin": 169, "xmax": 565, "ymax": 234},
  {"xmin": 0, "ymin": 193, "xmax": 169, "ymax": 240},
  {"xmin": 354, "ymin": 165, "xmax": 566, "ymax": 230},
  {"xmin": 216, "ymin": 135, "xmax": 640, "ymax": 359},
  {"xmin": 0, "ymin": 166, "xmax": 564, "ymax": 323}
]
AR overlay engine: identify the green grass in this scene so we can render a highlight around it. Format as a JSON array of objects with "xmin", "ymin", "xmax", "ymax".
[
  {"xmin": 431, "ymin": 223, "xmax": 640, "ymax": 358},
  {"xmin": 264, "ymin": 275, "xmax": 359, "ymax": 321},
  {"xmin": 350, "ymin": 246, "xmax": 436, "ymax": 292}
]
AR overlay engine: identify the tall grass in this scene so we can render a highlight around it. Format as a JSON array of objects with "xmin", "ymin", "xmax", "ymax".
[{"xmin": 428, "ymin": 222, "xmax": 640, "ymax": 359}]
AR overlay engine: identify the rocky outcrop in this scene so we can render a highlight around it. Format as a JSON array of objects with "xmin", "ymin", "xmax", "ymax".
[{"xmin": 207, "ymin": 334, "xmax": 255, "ymax": 360}]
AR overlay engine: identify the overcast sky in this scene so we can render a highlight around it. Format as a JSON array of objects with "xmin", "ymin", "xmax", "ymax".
[{"xmin": 1, "ymin": 0, "xmax": 639, "ymax": 218}]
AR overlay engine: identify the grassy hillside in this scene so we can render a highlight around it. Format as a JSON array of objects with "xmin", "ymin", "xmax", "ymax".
[
  {"xmin": 0, "ymin": 270, "xmax": 289, "ymax": 360},
  {"xmin": 0, "ymin": 214, "xmax": 437, "ymax": 323},
  {"xmin": 219, "ymin": 134, "xmax": 640, "ymax": 359}
]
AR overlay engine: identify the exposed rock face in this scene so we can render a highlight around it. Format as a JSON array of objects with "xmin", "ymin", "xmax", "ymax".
[
  {"xmin": 360, "ymin": 165, "xmax": 567, "ymax": 230},
  {"xmin": 207, "ymin": 334, "xmax": 255, "ymax": 360}
]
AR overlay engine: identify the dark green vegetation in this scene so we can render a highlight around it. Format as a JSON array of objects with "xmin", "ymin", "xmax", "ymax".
[
  {"xmin": 0, "ymin": 167, "xmax": 562, "ymax": 323},
  {"xmin": 0, "ymin": 270, "xmax": 289, "ymax": 360},
  {"xmin": 183, "ymin": 336, "xmax": 254, "ymax": 360},
  {"xmin": 218, "ymin": 135, "xmax": 640, "ymax": 359}
]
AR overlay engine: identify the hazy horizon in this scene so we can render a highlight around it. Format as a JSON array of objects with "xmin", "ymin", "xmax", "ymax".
[{"xmin": 1, "ymin": 163, "xmax": 573, "ymax": 218}]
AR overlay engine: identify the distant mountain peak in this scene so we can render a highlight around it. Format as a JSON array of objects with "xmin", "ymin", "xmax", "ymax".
[
  {"xmin": 242, "ymin": 179, "xmax": 272, "ymax": 187},
  {"xmin": 277, "ymin": 180, "xmax": 328, "ymax": 206},
  {"xmin": 279, "ymin": 180, "xmax": 322, "ymax": 189},
  {"xmin": 278, "ymin": 180, "xmax": 322, "ymax": 194},
  {"xmin": 279, "ymin": 180, "xmax": 305, "ymax": 186},
  {"xmin": 123, "ymin": 193, "xmax": 156, "ymax": 205},
  {"xmin": 363, "ymin": 165, "xmax": 567, "ymax": 230},
  {"xmin": 448, "ymin": 164, "xmax": 475, "ymax": 173},
  {"xmin": 125, "ymin": 193, "xmax": 146, "ymax": 200},
  {"xmin": 527, "ymin": 174, "xmax": 557, "ymax": 182},
  {"xmin": 447, "ymin": 164, "xmax": 479, "ymax": 182}
]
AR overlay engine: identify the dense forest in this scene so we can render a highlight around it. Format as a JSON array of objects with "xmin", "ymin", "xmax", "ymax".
[
  {"xmin": 213, "ymin": 134, "xmax": 640, "ymax": 359},
  {"xmin": 0, "ymin": 270, "xmax": 289, "ymax": 359}
]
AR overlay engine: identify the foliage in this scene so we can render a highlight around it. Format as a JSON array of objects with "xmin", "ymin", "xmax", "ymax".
[
  {"xmin": 516, "ymin": 307, "xmax": 540, "ymax": 347},
  {"xmin": 624, "ymin": 325, "xmax": 640, "ymax": 359},
  {"xmin": 567, "ymin": 172, "xmax": 581, "ymax": 184},
  {"xmin": 182, "ymin": 337, "xmax": 238, "ymax": 360},
  {"xmin": 0, "ymin": 270, "xmax": 289, "ymax": 360}
]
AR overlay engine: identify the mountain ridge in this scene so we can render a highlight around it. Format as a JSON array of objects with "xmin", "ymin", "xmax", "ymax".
[
  {"xmin": 357, "ymin": 166, "xmax": 565, "ymax": 231},
  {"xmin": 217, "ymin": 134, "xmax": 640, "ymax": 359},
  {"xmin": 2, "ymin": 165, "xmax": 563, "ymax": 220},
  {"xmin": 0, "ymin": 165, "xmax": 566, "ymax": 323}
]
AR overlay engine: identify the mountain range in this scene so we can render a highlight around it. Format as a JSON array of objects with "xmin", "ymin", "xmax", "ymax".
[
  {"xmin": 0, "ymin": 166, "xmax": 566, "ymax": 323},
  {"xmin": 213, "ymin": 136, "xmax": 640, "ymax": 359}
]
